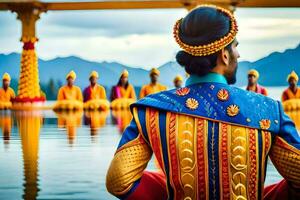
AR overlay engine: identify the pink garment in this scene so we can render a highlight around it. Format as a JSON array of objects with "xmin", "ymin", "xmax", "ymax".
[{"xmin": 115, "ymin": 86, "xmax": 122, "ymax": 98}]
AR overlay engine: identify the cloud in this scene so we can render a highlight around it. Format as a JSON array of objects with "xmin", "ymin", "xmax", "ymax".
[
  {"xmin": 1, "ymin": 8, "xmax": 300, "ymax": 68},
  {"xmin": 39, "ymin": 9, "xmax": 187, "ymax": 37}
]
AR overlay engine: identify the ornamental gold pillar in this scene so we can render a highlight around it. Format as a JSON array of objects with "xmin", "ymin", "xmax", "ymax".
[{"xmin": 13, "ymin": 7, "xmax": 45, "ymax": 104}]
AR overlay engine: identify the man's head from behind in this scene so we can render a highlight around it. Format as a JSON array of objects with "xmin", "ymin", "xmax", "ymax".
[{"xmin": 175, "ymin": 5, "xmax": 239, "ymax": 84}]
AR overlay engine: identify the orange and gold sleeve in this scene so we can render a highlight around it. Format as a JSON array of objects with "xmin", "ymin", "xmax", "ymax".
[
  {"xmin": 106, "ymin": 107, "xmax": 152, "ymax": 197},
  {"xmin": 270, "ymin": 136, "xmax": 300, "ymax": 189}
]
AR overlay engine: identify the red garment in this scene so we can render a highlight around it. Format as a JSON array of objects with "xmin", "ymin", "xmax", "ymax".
[
  {"xmin": 127, "ymin": 171, "xmax": 167, "ymax": 200},
  {"xmin": 264, "ymin": 179, "xmax": 300, "ymax": 200},
  {"xmin": 246, "ymin": 84, "xmax": 268, "ymax": 96}
]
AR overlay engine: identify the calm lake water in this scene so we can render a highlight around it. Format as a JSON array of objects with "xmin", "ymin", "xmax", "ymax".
[{"xmin": 0, "ymin": 87, "xmax": 295, "ymax": 200}]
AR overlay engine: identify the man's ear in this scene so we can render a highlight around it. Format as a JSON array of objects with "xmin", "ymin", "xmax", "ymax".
[{"xmin": 220, "ymin": 48, "xmax": 230, "ymax": 66}]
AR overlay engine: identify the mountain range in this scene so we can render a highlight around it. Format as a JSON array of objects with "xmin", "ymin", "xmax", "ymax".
[{"xmin": 0, "ymin": 43, "xmax": 300, "ymax": 89}]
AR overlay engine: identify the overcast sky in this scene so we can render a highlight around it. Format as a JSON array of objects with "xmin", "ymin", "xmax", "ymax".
[{"xmin": 1, "ymin": 8, "xmax": 300, "ymax": 68}]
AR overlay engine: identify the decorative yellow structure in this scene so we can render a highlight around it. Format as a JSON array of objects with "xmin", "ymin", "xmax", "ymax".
[{"xmin": 12, "ymin": 6, "xmax": 45, "ymax": 105}]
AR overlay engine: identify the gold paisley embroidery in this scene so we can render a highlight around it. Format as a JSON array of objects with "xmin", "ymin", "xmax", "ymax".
[
  {"xmin": 176, "ymin": 87, "xmax": 190, "ymax": 96},
  {"xmin": 227, "ymin": 105, "xmax": 239, "ymax": 117},
  {"xmin": 259, "ymin": 119, "xmax": 271, "ymax": 130},
  {"xmin": 217, "ymin": 89, "xmax": 229, "ymax": 101},
  {"xmin": 186, "ymin": 98, "xmax": 199, "ymax": 110}
]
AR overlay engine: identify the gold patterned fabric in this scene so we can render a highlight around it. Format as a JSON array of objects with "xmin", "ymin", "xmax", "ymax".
[
  {"xmin": 106, "ymin": 135, "xmax": 152, "ymax": 196},
  {"xmin": 144, "ymin": 109, "xmax": 273, "ymax": 200},
  {"xmin": 269, "ymin": 136, "xmax": 300, "ymax": 186}
]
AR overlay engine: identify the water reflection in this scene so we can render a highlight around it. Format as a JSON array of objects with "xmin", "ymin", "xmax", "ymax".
[
  {"xmin": 16, "ymin": 111, "xmax": 43, "ymax": 200},
  {"xmin": 111, "ymin": 109, "xmax": 132, "ymax": 133},
  {"xmin": 84, "ymin": 110, "xmax": 109, "ymax": 141},
  {"xmin": 0, "ymin": 105, "xmax": 289, "ymax": 200},
  {"xmin": 0, "ymin": 111, "xmax": 12, "ymax": 147},
  {"xmin": 55, "ymin": 110, "xmax": 83, "ymax": 145}
]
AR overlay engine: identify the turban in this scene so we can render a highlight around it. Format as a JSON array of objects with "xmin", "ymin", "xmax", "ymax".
[
  {"xmin": 66, "ymin": 70, "xmax": 76, "ymax": 80},
  {"xmin": 287, "ymin": 70, "xmax": 299, "ymax": 82},
  {"xmin": 90, "ymin": 71, "xmax": 99, "ymax": 79},
  {"xmin": 248, "ymin": 69, "xmax": 259, "ymax": 78},
  {"xmin": 174, "ymin": 75, "xmax": 183, "ymax": 83},
  {"xmin": 121, "ymin": 70, "xmax": 129, "ymax": 78},
  {"xmin": 150, "ymin": 68, "xmax": 160, "ymax": 76},
  {"xmin": 2, "ymin": 73, "xmax": 11, "ymax": 81}
]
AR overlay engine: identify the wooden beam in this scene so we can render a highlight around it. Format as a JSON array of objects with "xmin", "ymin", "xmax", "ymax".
[
  {"xmin": 0, "ymin": 1, "xmax": 235, "ymax": 11},
  {"xmin": 237, "ymin": 0, "xmax": 300, "ymax": 8},
  {"xmin": 0, "ymin": 0, "xmax": 300, "ymax": 11},
  {"xmin": 45, "ymin": 1, "xmax": 190, "ymax": 10}
]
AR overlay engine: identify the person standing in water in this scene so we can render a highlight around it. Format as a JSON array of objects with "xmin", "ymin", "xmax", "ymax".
[
  {"xmin": 83, "ymin": 71, "xmax": 106, "ymax": 102},
  {"xmin": 246, "ymin": 69, "xmax": 268, "ymax": 96},
  {"xmin": 282, "ymin": 70, "xmax": 300, "ymax": 102},
  {"xmin": 110, "ymin": 70, "xmax": 136, "ymax": 101},
  {"xmin": 139, "ymin": 68, "xmax": 167, "ymax": 98},
  {"xmin": 0, "ymin": 73, "xmax": 15, "ymax": 102},
  {"xmin": 173, "ymin": 75, "xmax": 183, "ymax": 89},
  {"xmin": 57, "ymin": 70, "xmax": 83, "ymax": 101}
]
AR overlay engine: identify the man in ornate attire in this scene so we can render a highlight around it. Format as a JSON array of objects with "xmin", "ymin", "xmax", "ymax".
[
  {"xmin": 139, "ymin": 68, "xmax": 167, "ymax": 98},
  {"xmin": 83, "ymin": 71, "xmax": 106, "ymax": 102},
  {"xmin": 106, "ymin": 5, "xmax": 300, "ymax": 200},
  {"xmin": 282, "ymin": 71, "xmax": 300, "ymax": 102},
  {"xmin": 246, "ymin": 69, "xmax": 268, "ymax": 96}
]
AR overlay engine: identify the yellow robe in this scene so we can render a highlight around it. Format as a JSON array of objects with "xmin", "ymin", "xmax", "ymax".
[
  {"xmin": 57, "ymin": 85, "xmax": 83, "ymax": 101},
  {"xmin": 120, "ymin": 84, "xmax": 136, "ymax": 99},
  {"xmin": 84, "ymin": 84, "xmax": 106, "ymax": 102},
  {"xmin": 0, "ymin": 87, "xmax": 15, "ymax": 102},
  {"xmin": 139, "ymin": 83, "xmax": 167, "ymax": 98}
]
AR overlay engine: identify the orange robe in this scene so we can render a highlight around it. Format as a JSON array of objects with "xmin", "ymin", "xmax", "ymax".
[
  {"xmin": 120, "ymin": 84, "xmax": 136, "ymax": 99},
  {"xmin": 111, "ymin": 84, "xmax": 136, "ymax": 101},
  {"xmin": 282, "ymin": 87, "xmax": 300, "ymax": 102},
  {"xmin": 0, "ymin": 87, "xmax": 15, "ymax": 102},
  {"xmin": 83, "ymin": 84, "xmax": 106, "ymax": 102},
  {"xmin": 139, "ymin": 83, "xmax": 167, "ymax": 98},
  {"xmin": 57, "ymin": 85, "xmax": 83, "ymax": 101}
]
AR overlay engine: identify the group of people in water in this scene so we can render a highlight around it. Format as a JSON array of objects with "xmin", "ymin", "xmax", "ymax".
[
  {"xmin": 0, "ymin": 67, "xmax": 184, "ymax": 104},
  {"xmin": 0, "ymin": 68, "xmax": 299, "ymax": 104},
  {"xmin": 245, "ymin": 69, "xmax": 300, "ymax": 102}
]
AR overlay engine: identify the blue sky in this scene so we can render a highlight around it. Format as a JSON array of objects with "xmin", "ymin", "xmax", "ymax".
[{"xmin": 1, "ymin": 8, "xmax": 300, "ymax": 68}]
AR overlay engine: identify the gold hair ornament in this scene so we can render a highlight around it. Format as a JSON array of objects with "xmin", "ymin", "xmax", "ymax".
[{"xmin": 173, "ymin": 5, "xmax": 238, "ymax": 57}]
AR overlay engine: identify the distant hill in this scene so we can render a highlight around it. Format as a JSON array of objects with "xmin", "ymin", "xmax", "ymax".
[{"xmin": 0, "ymin": 43, "xmax": 300, "ymax": 89}]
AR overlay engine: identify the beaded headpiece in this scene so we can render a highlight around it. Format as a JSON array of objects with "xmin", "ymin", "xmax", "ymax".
[{"xmin": 173, "ymin": 5, "xmax": 238, "ymax": 57}]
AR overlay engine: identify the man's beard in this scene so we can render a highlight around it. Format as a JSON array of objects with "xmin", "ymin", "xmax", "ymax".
[{"xmin": 226, "ymin": 62, "xmax": 238, "ymax": 85}]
